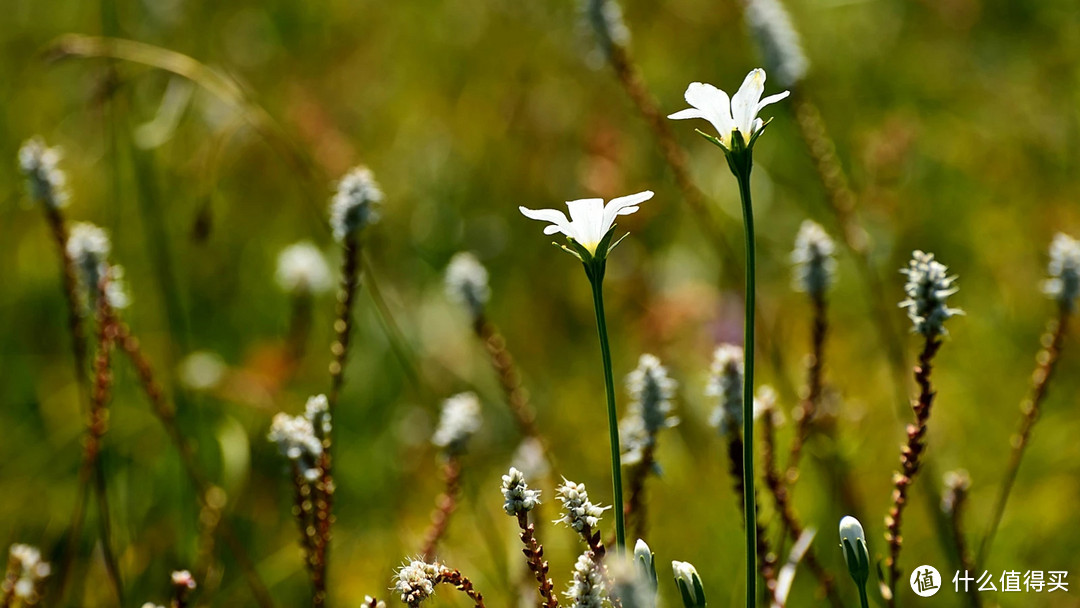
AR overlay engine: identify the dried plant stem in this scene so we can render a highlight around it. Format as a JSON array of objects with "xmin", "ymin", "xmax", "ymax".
[
  {"xmin": 623, "ymin": 442, "xmax": 655, "ymax": 541},
  {"xmin": 434, "ymin": 568, "xmax": 486, "ymax": 608},
  {"xmin": 603, "ymin": 44, "xmax": 742, "ymax": 283},
  {"xmin": 42, "ymin": 205, "xmax": 91, "ymax": 395},
  {"xmin": 945, "ymin": 485, "xmax": 980, "ymax": 608},
  {"xmin": 310, "ymin": 451, "xmax": 334, "ymax": 607},
  {"xmin": 290, "ymin": 465, "xmax": 322, "ymax": 603},
  {"xmin": 2, "ymin": 552, "xmax": 19, "ymax": 607},
  {"xmin": 421, "ymin": 458, "xmax": 462, "ymax": 561},
  {"xmin": 515, "ymin": 512, "xmax": 559, "ymax": 608},
  {"xmin": 112, "ymin": 323, "xmax": 276, "ymax": 608},
  {"xmin": 328, "ymin": 234, "xmax": 361, "ymax": 409},
  {"xmin": 727, "ymin": 435, "xmax": 779, "ymax": 603},
  {"xmin": 787, "ymin": 292, "xmax": 827, "ymax": 485},
  {"xmin": 761, "ymin": 408, "xmax": 842, "ymax": 608},
  {"xmin": 979, "ymin": 311, "xmax": 1070, "ymax": 567},
  {"xmin": 884, "ymin": 336, "xmax": 943, "ymax": 603}
]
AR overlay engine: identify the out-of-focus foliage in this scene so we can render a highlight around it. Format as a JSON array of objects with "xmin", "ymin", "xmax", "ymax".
[{"xmin": 1, "ymin": 0, "xmax": 1079, "ymax": 606}]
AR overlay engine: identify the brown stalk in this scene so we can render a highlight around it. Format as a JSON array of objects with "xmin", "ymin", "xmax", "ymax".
[
  {"xmin": 884, "ymin": 336, "xmax": 943, "ymax": 603},
  {"xmin": 943, "ymin": 477, "xmax": 980, "ymax": 608},
  {"xmin": 515, "ymin": 512, "xmax": 559, "ymax": 608},
  {"xmin": 434, "ymin": 568, "xmax": 486, "ymax": 608},
  {"xmin": 420, "ymin": 458, "xmax": 462, "ymax": 561},
  {"xmin": 786, "ymin": 292, "xmax": 828, "ymax": 484},
  {"xmin": 328, "ymin": 234, "xmax": 361, "ymax": 409},
  {"xmin": 622, "ymin": 442, "xmax": 656, "ymax": 541},
  {"xmin": 979, "ymin": 310, "xmax": 1070, "ymax": 565}
]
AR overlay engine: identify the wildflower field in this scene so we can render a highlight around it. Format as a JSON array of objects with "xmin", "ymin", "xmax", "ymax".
[{"xmin": 2, "ymin": 1, "xmax": 1079, "ymax": 607}]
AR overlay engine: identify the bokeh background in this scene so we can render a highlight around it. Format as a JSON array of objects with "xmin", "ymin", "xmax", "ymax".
[{"xmin": 2, "ymin": 0, "xmax": 1079, "ymax": 606}]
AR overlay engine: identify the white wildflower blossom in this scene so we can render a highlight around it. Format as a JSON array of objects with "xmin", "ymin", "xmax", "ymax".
[
  {"xmin": 268, "ymin": 395, "xmax": 331, "ymax": 482},
  {"xmin": 555, "ymin": 479, "xmax": 609, "ymax": 532},
  {"xmin": 899, "ymin": 250, "xmax": 962, "ymax": 336},
  {"xmin": 791, "ymin": 220, "xmax": 836, "ymax": 296},
  {"xmin": 18, "ymin": 137, "xmax": 68, "ymax": 209},
  {"xmin": 276, "ymin": 241, "xmax": 333, "ymax": 295},
  {"xmin": 445, "ymin": 252, "xmax": 490, "ymax": 320},
  {"xmin": 519, "ymin": 191, "xmax": 653, "ymax": 257},
  {"xmin": 838, "ymin": 515, "xmax": 870, "ymax": 584},
  {"xmin": 66, "ymin": 222, "xmax": 129, "ymax": 311},
  {"xmin": 744, "ymin": 0, "xmax": 808, "ymax": 88},
  {"xmin": 1043, "ymin": 232, "xmax": 1080, "ymax": 311},
  {"xmin": 431, "ymin": 392, "xmax": 482, "ymax": 456},
  {"xmin": 669, "ymin": 69, "xmax": 790, "ymax": 150},
  {"xmin": 501, "ymin": 466, "xmax": 542, "ymax": 516},
  {"xmin": 706, "ymin": 344, "xmax": 744, "ymax": 436},
  {"xmin": 329, "ymin": 166, "xmax": 383, "ymax": 242},
  {"xmin": 393, "ymin": 559, "xmax": 442, "ymax": 606},
  {"xmin": 620, "ymin": 354, "xmax": 679, "ymax": 465},
  {"xmin": 565, "ymin": 551, "xmax": 606, "ymax": 608},
  {"xmin": 7, "ymin": 544, "xmax": 51, "ymax": 600}
]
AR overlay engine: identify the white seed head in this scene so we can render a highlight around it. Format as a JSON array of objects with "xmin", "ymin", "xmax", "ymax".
[
  {"xmin": 276, "ymin": 241, "xmax": 333, "ymax": 295},
  {"xmin": 18, "ymin": 137, "xmax": 68, "ymax": 209},
  {"xmin": 706, "ymin": 344, "xmax": 744, "ymax": 437},
  {"xmin": 431, "ymin": 392, "xmax": 482, "ymax": 456},
  {"xmin": 620, "ymin": 354, "xmax": 679, "ymax": 465},
  {"xmin": 941, "ymin": 469, "xmax": 971, "ymax": 515},
  {"xmin": 555, "ymin": 479, "xmax": 609, "ymax": 532},
  {"xmin": 445, "ymin": 252, "xmax": 490, "ymax": 321},
  {"xmin": 393, "ymin": 559, "xmax": 442, "ymax": 606},
  {"xmin": 1043, "ymin": 232, "xmax": 1080, "ymax": 311},
  {"xmin": 66, "ymin": 223, "xmax": 128, "ymax": 311},
  {"xmin": 268, "ymin": 402, "xmax": 325, "ymax": 482},
  {"xmin": 899, "ymin": 250, "xmax": 962, "ymax": 336},
  {"xmin": 171, "ymin": 569, "xmax": 196, "ymax": 590},
  {"xmin": 8, "ymin": 544, "xmax": 50, "ymax": 600},
  {"xmin": 791, "ymin": 220, "xmax": 836, "ymax": 296},
  {"xmin": 501, "ymin": 466, "xmax": 542, "ymax": 516},
  {"xmin": 581, "ymin": 0, "xmax": 630, "ymax": 61},
  {"xmin": 744, "ymin": 0, "xmax": 809, "ymax": 89},
  {"xmin": 565, "ymin": 551, "xmax": 606, "ymax": 608},
  {"xmin": 329, "ymin": 166, "xmax": 383, "ymax": 242}
]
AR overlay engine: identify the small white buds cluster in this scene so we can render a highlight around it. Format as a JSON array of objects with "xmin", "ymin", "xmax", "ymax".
[
  {"xmin": 66, "ymin": 222, "xmax": 130, "ymax": 311},
  {"xmin": 18, "ymin": 137, "xmax": 68, "ymax": 209},
  {"xmin": 1044, "ymin": 232, "xmax": 1080, "ymax": 312},
  {"xmin": 444, "ymin": 252, "xmax": 490, "ymax": 321},
  {"xmin": 431, "ymin": 392, "xmax": 482, "ymax": 457},
  {"xmin": 393, "ymin": 559, "xmax": 442, "ymax": 607},
  {"xmin": 555, "ymin": 479, "xmax": 609, "ymax": 532},
  {"xmin": 706, "ymin": 344, "xmax": 744, "ymax": 437},
  {"xmin": 565, "ymin": 551, "xmax": 607, "ymax": 608},
  {"xmin": 620, "ymin": 354, "xmax": 679, "ymax": 465},
  {"xmin": 791, "ymin": 220, "xmax": 836, "ymax": 297},
  {"xmin": 268, "ymin": 394, "xmax": 330, "ymax": 482},
  {"xmin": 364, "ymin": 596, "xmax": 387, "ymax": 608},
  {"xmin": 275, "ymin": 241, "xmax": 333, "ymax": 295},
  {"xmin": 501, "ymin": 467, "xmax": 541, "ymax": 516},
  {"xmin": 899, "ymin": 250, "xmax": 962, "ymax": 336},
  {"xmin": 6, "ymin": 544, "xmax": 51, "ymax": 601},
  {"xmin": 744, "ymin": 0, "xmax": 809, "ymax": 89},
  {"xmin": 581, "ymin": 0, "xmax": 630, "ymax": 61},
  {"xmin": 329, "ymin": 166, "xmax": 383, "ymax": 242}
]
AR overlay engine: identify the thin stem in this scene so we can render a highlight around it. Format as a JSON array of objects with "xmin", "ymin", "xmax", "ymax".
[
  {"xmin": 787, "ymin": 292, "xmax": 827, "ymax": 485},
  {"xmin": 735, "ymin": 163, "xmax": 758, "ymax": 608},
  {"xmin": 420, "ymin": 457, "xmax": 462, "ymax": 561},
  {"xmin": 857, "ymin": 585, "xmax": 869, "ymax": 608},
  {"xmin": 978, "ymin": 310, "xmax": 1069, "ymax": 567},
  {"xmin": 515, "ymin": 513, "xmax": 559, "ymax": 608},
  {"xmin": 588, "ymin": 274, "xmax": 626, "ymax": 551}
]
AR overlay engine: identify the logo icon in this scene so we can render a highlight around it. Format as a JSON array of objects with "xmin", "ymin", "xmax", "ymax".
[{"xmin": 911, "ymin": 565, "xmax": 941, "ymax": 597}]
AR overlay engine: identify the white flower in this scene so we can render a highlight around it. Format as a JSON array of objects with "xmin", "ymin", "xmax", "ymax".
[
  {"xmin": 899, "ymin": 250, "xmax": 962, "ymax": 336},
  {"xmin": 620, "ymin": 354, "xmax": 679, "ymax": 465},
  {"xmin": 791, "ymin": 220, "xmax": 837, "ymax": 296},
  {"xmin": 671, "ymin": 560, "xmax": 704, "ymax": 606},
  {"xmin": 501, "ymin": 466, "xmax": 542, "ymax": 516},
  {"xmin": 268, "ymin": 397, "xmax": 330, "ymax": 482},
  {"xmin": 393, "ymin": 559, "xmax": 442, "ymax": 606},
  {"xmin": 444, "ymin": 252, "xmax": 490, "ymax": 320},
  {"xmin": 431, "ymin": 392, "xmax": 482, "ymax": 456},
  {"xmin": 329, "ymin": 166, "xmax": 382, "ymax": 242},
  {"xmin": 838, "ymin": 515, "xmax": 870, "ymax": 583},
  {"xmin": 565, "ymin": 551, "xmax": 607, "ymax": 608},
  {"xmin": 1043, "ymin": 232, "xmax": 1080, "ymax": 311},
  {"xmin": 519, "ymin": 191, "xmax": 653, "ymax": 257},
  {"xmin": 66, "ymin": 222, "xmax": 129, "ymax": 311},
  {"xmin": 668, "ymin": 69, "xmax": 789, "ymax": 149},
  {"xmin": 555, "ymin": 479, "xmax": 609, "ymax": 532},
  {"xmin": 8, "ymin": 544, "xmax": 51, "ymax": 600},
  {"xmin": 18, "ymin": 137, "xmax": 68, "ymax": 209},
  {"xmin": 706, "ymin": 344, "xmax": 744, "ymax": 437},
  {"xmin": 276, "ymin": 241, "xmax": 333, "ymax": 295}
]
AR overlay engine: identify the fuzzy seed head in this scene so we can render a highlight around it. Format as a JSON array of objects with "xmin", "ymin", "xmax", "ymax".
[
  {"xmin": 706, "ymin": 344, "xmax": 744, "ymax": 437},
  {"xmin": 66, "ymin": 223, "xmax": 129, "ymax": 311},
  {"xmin": 501, "ymin": 466, "xmax": 541, "ymax": 516},
  {"xmin": 791, "ymin": 220, "xmax": 836, "ymax": 296},
  {"xmin": 565, "ymin": 551, "xmax": 606, "ymax": 608},
  {"xmin": 555, "ymin": 479, "xmax": 609, "ymax": 532},
  {"xmin": 620, "ymin": 354, "xmax": 679, "ymax": 465},
  {"xmin": 8, "ymin": 544, "xmax": 51, "ymax": 600},
  {"xmin": 268, "ymin": 395, "xmax": 330, "ymax": 482},
  {"xmin": 329, "ymin": 166, "xmax": 383, "ymax": 242},
  {"xmin": 941, "ymin": 469, "xmax": 971, "ymax": 515},
  {"xmin": 18, "ymin": 137, "xmax": 68, "ymax": 209},
  {"xmin": 393, "ymin": 559, "xmax": 442, "ymax": 606},
  {"xmin": 445, "ymin": 252, "xmax": 490, "ymax": 321},
  {"xmin": 1044, "ymin": 232, "xmax": 1080, "ymax": 311},
  {"xmin": 899, "ymin": 251, "xmax": 962, "ymax": 336},
  {"xmin": 744, "ymin": 0, "xmax": 809, "ymax": 88},
  {"xmin": 431, "ymin": 392, "xmax": 482, "ymax": 456},
  {"xmin": 276, "ymin": 241, "xmax": 333, "ymax": 295}
]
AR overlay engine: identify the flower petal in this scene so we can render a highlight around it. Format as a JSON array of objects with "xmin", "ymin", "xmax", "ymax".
[
  {"xmin": 519, "ymin": 206, "xmax": 570, "ymax": 237},
  {"xmin": 566, "ymin": 198, "xmax": 606, "ymax": 247},
  {"xmin": 731, "ymin": 69, "xmax": 766, "ymax": 136},
  {"xmin": 602, "ymin": 190, "xmax": 653, "ymax": 231},
  {"xmin": 756, "ymin": 90, "xmax": 790, "ymax": 112},
  {"xmin": 667, "ymin": 108, "xmax": 706, "ymax": 121}
]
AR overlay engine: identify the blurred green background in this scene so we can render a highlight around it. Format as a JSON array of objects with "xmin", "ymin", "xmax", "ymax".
[{"xmin": 2, "ymin": 0, "xmax": 1079, "ymax": 606}]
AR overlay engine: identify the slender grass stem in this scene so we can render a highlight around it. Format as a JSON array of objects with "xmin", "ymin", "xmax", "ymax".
[
  {"xmin": 587, "ymin": 273, "xmax": 626, "ymax": 552},
  {"xmin": 857, "ymin": 585, "xmax": 869, "ymax": 608},
  {"xmin": 735, "ymin": 164, "xmax": 758, "ymax": 608}
]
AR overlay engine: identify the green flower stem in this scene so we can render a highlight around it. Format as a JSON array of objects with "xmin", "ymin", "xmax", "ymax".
[
  {"xmin": 858, "ymin": 585, "xmax": 870, "ymax": 608},
  {"xmin": 587, "ymin": 263, "xmax": 627, "ymax": 551},
  {"xmin": 731, "ymin": 149, "xmax": 757, "ymax": 608}
]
